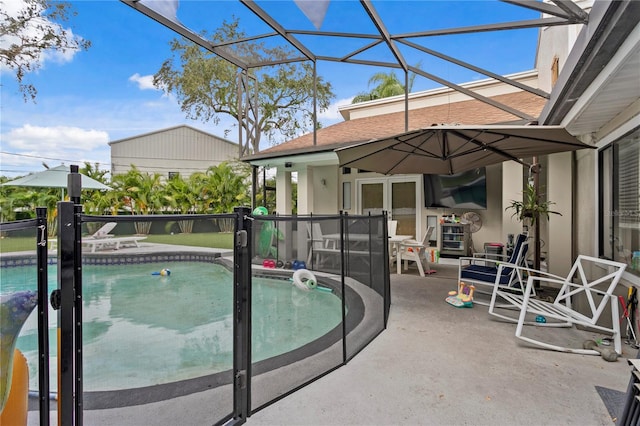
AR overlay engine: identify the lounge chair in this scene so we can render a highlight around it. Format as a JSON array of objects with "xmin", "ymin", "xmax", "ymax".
[
  {"xmin": 85, "ymin": 222, "xmax": 117, "ymax": 240},
  {"xmin": 83, "ymin": 222, "xmax": 146, "ymax": 252},
  {"xmin": 49, "ymin": 222, "xmax": 117, "ymax": 250},
  {"xmin": 488, "ymin": 255, "xmax": 627, "ymax": 356},
  {"xmin": 457, "ymin": 233, "xmax": 529, "ymax": 304}
]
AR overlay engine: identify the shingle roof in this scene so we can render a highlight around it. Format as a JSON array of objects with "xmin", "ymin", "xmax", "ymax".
[{"xmin": 254, "ymin": 91, "xmax": 546, "ymax": 158}]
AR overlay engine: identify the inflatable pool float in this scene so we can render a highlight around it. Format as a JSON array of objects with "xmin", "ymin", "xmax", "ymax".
[
  {"xmin": 292, "ymin": 269, "xmax": 318, "ymax": 290},
  {"xmin": 0, "ymin": 290, "xmax": 37, "ymax": 412},
  {"xmin": 0, "ymin": 349, "xmax": 28, "ymax": 425},
  {"xmin": 253, "ymin": 206, "xmax": 284, "ymax": 258}
]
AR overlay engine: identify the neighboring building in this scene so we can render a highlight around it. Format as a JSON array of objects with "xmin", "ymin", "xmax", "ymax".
[
  {"xmin": 109, "ymin": 125, "xmax": 239, "ymax": 179},
  {"xmin": 244, "ymin": 0, "xmax": 639, "ymax": 283}
]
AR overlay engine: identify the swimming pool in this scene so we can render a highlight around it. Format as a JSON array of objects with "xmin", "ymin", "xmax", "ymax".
[{"xmin": 3, "ymin": 261, "xmax": 344, "ymax": 393}]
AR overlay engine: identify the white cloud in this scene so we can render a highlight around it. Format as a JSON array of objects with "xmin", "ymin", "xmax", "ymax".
[
  {"xmin": 0, "ymin": 0, "xmax": 86, "ymax": 75},
  {"xmin": 4, "ymin": 124, "xmax": 108, "ymax": 151},
  {"xmin": 317, "ymin": 96, "xmax": 352, "ymax": 126},
  {"xmin": 129, "ymin": 73, "xmax": 159, "ymax": 91},
  {"xmin": 1, "ymin": 125, "xmax": 111, "ymax": 176}
]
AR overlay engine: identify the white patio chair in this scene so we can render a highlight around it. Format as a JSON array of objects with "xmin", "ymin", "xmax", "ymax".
[
  {"xmin": 398, "ymin": 226, "xmax": 435, "ymax": 277},
  {"xmin": 306, "ymin": 222, "xmax": 333, "ymax": 267},
  {"xmin": 488, "ymin": 255, "xmax": 627, "ymax": 356},
  {"xmin": 388, "ymin": 220, "xmax": 398, "ymax": 267},
  {"xmin": 388, "ymin": 220, "xmax": 397, "ymax": 238}
]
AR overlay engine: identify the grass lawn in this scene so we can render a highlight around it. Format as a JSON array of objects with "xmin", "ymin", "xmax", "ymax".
[
  {"xmin": 0, "ymin": 232, "xmax": 235, "ymax": 254},
  {"xmin": 144, "ymin": 232, "xmax": 234, "ymax": 249}
]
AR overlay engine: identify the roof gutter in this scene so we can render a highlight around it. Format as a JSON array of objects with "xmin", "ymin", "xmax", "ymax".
[{"xmin": 539, "ymin": 0, "xmax": 640, "ymax": 125}]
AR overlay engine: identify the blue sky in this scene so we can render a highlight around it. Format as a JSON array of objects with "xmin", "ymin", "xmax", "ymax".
[{"xmin": 1, "ymin": 0, "xmax": 540, "ymax": 178}]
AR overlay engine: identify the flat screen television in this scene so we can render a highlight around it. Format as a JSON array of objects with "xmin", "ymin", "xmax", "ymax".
[{"xmin": 423, "ymin": 167, "xmax": 487, "ymax": 209}]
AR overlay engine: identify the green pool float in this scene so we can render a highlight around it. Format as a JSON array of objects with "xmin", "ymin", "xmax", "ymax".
[{"xmin": 253, "ymin": 207, "xmax": 283, "ymax": 258}]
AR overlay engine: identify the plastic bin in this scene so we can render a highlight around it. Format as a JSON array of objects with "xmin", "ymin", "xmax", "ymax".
[{"xmin": 484, "ymin": 243, "xmax": 504, "ymax": 261}]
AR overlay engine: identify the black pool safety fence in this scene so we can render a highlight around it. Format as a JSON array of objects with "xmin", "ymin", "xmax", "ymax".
[{"xmin": 0, "ymin": 203, "xmax": 390, "ymax": 426}]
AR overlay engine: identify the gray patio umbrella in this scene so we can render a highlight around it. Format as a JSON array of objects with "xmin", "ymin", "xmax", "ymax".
[
  {"xmin": 334, "ymin": 125, "xmax": 593, "ymax": 175},
  {"xmin": 2, "ymin": 165, "xmax": 111, "ymax": 198},
  {"xmin": 335, "ymin": 124, "xmax": 594, "ymax": 272}
]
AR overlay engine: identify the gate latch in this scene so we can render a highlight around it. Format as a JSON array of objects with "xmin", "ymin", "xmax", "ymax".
[
  {"xmin": 235, "ymin": 370, "xmax": 247, "ymax": 389},
  {"xmin": 236, "ymin": 230, "xmax": 247, "ymax": 248},
  {"xmin": 50, "ymin": 290, "xmax": 61, "ymax": 310}
]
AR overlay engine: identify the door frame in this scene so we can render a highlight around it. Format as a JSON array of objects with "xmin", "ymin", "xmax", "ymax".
[{"xmin": 356, "ymin": 175, "xmax": 423, "ymax": 238}]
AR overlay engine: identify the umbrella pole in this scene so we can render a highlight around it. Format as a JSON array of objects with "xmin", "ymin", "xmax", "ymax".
[{"xmin": 532, "ymin": 157, "xmax": 541, "ymax": 274}]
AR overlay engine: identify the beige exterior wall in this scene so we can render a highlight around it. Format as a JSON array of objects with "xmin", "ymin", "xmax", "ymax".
[
  {"xmin": 110, "ymin": 125, "xmax": 238, "ymax": 178},
  {"xmin": 312, "ymin": 165, "xmax": 339, "ymax": 214},
  {"xmin": 535, "ymin": 1, "xmax": 593, "ymax": 93},
  {"xmin": 340, "ymin": 71, "xmax": 540, "ymax": 121},
  {"xmin": 547, "ymin": 152, "xmax": 574, "ymax": 275}
]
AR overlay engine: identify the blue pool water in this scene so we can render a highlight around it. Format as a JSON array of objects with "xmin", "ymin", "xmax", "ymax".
[{"xmin": 2, "ymin": 262, "xmax": 342, "ymax": 391}]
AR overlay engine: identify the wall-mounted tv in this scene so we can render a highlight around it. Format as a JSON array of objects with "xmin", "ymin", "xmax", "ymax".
[{"xmin": 423, "ymin": 167, "xmax": 487, "ymax": 209}]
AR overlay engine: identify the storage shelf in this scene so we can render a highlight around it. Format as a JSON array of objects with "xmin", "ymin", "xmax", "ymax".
[{"xmin": 440, "ymin": 222, "xmax": 471, "ymax": 258}]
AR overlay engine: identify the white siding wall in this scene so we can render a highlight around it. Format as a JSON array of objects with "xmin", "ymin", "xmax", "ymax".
[{"xmin": 110, "ymin": 126, "xmax": 238, "ymax": 178}]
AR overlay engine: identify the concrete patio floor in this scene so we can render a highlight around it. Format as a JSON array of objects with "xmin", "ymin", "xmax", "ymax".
[{"xmin": 248, "ymin": 263, "xmax": 634, "ymax": 426}]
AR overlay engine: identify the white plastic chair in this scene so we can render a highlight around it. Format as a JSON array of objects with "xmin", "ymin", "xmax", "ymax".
[
  {"xmin": 306, "ymin": 222, "xmax": 334, "ymax": 266},
  {"xmin": 398, "ymin": 226, "xmax": 436, "ymax": 277},
  {"xmin": 388, "ymin": 220, "xmax": 397, "ymax": 237},
  {"xmin": 488, "ymin": 255, "xmax": 627, "ymax": 356}
]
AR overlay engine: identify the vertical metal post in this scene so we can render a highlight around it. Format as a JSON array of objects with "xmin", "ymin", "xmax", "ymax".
[
  {"xmin": 57, "ymin": 201, "xmax": 75, "ymax": 425},
  {"xmin": 252, "ymin": 166, "xmax": 258, "ymax": 210},
  {"xmin": 73, "ymin": 204, "xmax": 83, "ymax": 425},
  {"xmin": 382, "ymin": 211, "xmax": 390, "ymax": 327},
  {"xmin": 237, "ymin": 71, "xmax": 244, "ymax": 159},
  {"xmin": 262, "ymin": 168, "xmax": 267, "ymax": 208},
  {"xmin": 68, "ymin": 165, "xmax": 81, "ymax": 205},
  {"xmin": 233, "ymin": 207, "xmax": 252, "ymax": 420},
  {"xmin": 36, "ymin": 207, "xmax": 50, "ymax": 425},
  {"xmin": 404, "ymin": 71, "xmax": 409, "ymax": 132},
  {"xmin": 532, "ymin": 157, "xmax": 541, "ymax": 273},
  {"xmin": 312, "ymin": 61, "xmax": 317, "ymax": 146},
  {"xmin": 340, "ymin": 213, "xmax": 347, "ymax": 363}
]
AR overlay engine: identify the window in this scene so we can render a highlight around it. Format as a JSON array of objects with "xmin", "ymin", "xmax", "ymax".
[
  {"xmin": 600, "ymin": 127, "xmax": 640, "ymax": 276},
  {"xmin": 342, "ymin": 167, "xmax": 351, "ymax": 174},
  {"xmin": 342, "ymin": 181, "xmax": 352, "ymax": 210},
  {"xmin": 168, "ymin": 172, "xmax": 179, "ymax": 179}
]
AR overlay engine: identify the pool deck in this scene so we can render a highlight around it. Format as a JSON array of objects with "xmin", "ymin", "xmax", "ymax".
[
  {"xmin": 248, "ymin": 263, "xmax": 633, "ymax": 426},
  {"xmin": 28, "ymin": 250, "xmax": 633, "ymax": 425}
]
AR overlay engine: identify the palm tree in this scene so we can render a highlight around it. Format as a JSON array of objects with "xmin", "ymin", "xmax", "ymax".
[
  {"xmin": 351, "ymin": 66, "xmax": 419, "ymax": 104},
  {"xmin": 200, "ymin": 162, "xmax": 250, "ymax": 232},
  {"xmin": 79, "ymin": 161, "xmax": 109, "ymax": 182},
  {"xmin": 111, "ymin": 166, "xmax": 173, "ymax": 234},
  {"xmin": 165, "ymin": 173, "xmax": 203, "ymax": 233}
]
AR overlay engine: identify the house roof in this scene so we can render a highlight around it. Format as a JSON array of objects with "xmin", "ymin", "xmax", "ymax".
[
  {"xmin": 108, "ymin": 124, "xmax": 238, "ymax": 147},
  {"xmin": 245, "ymin": 90, "xmax": 546, "ymax": 161}
]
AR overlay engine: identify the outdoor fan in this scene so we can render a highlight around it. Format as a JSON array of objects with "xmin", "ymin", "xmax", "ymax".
[
  {"xmin": 461, "ymin": 212, "xmax": 482, "ymax": 233},
  {"xmin": 461, "ymin": 212, "xmax": 482, "ymax": 253}
]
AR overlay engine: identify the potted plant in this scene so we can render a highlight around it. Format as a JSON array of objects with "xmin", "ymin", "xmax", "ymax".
[{"xmin": 506, "ymin": 183, "xmax": 561, "ymax": 225}]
